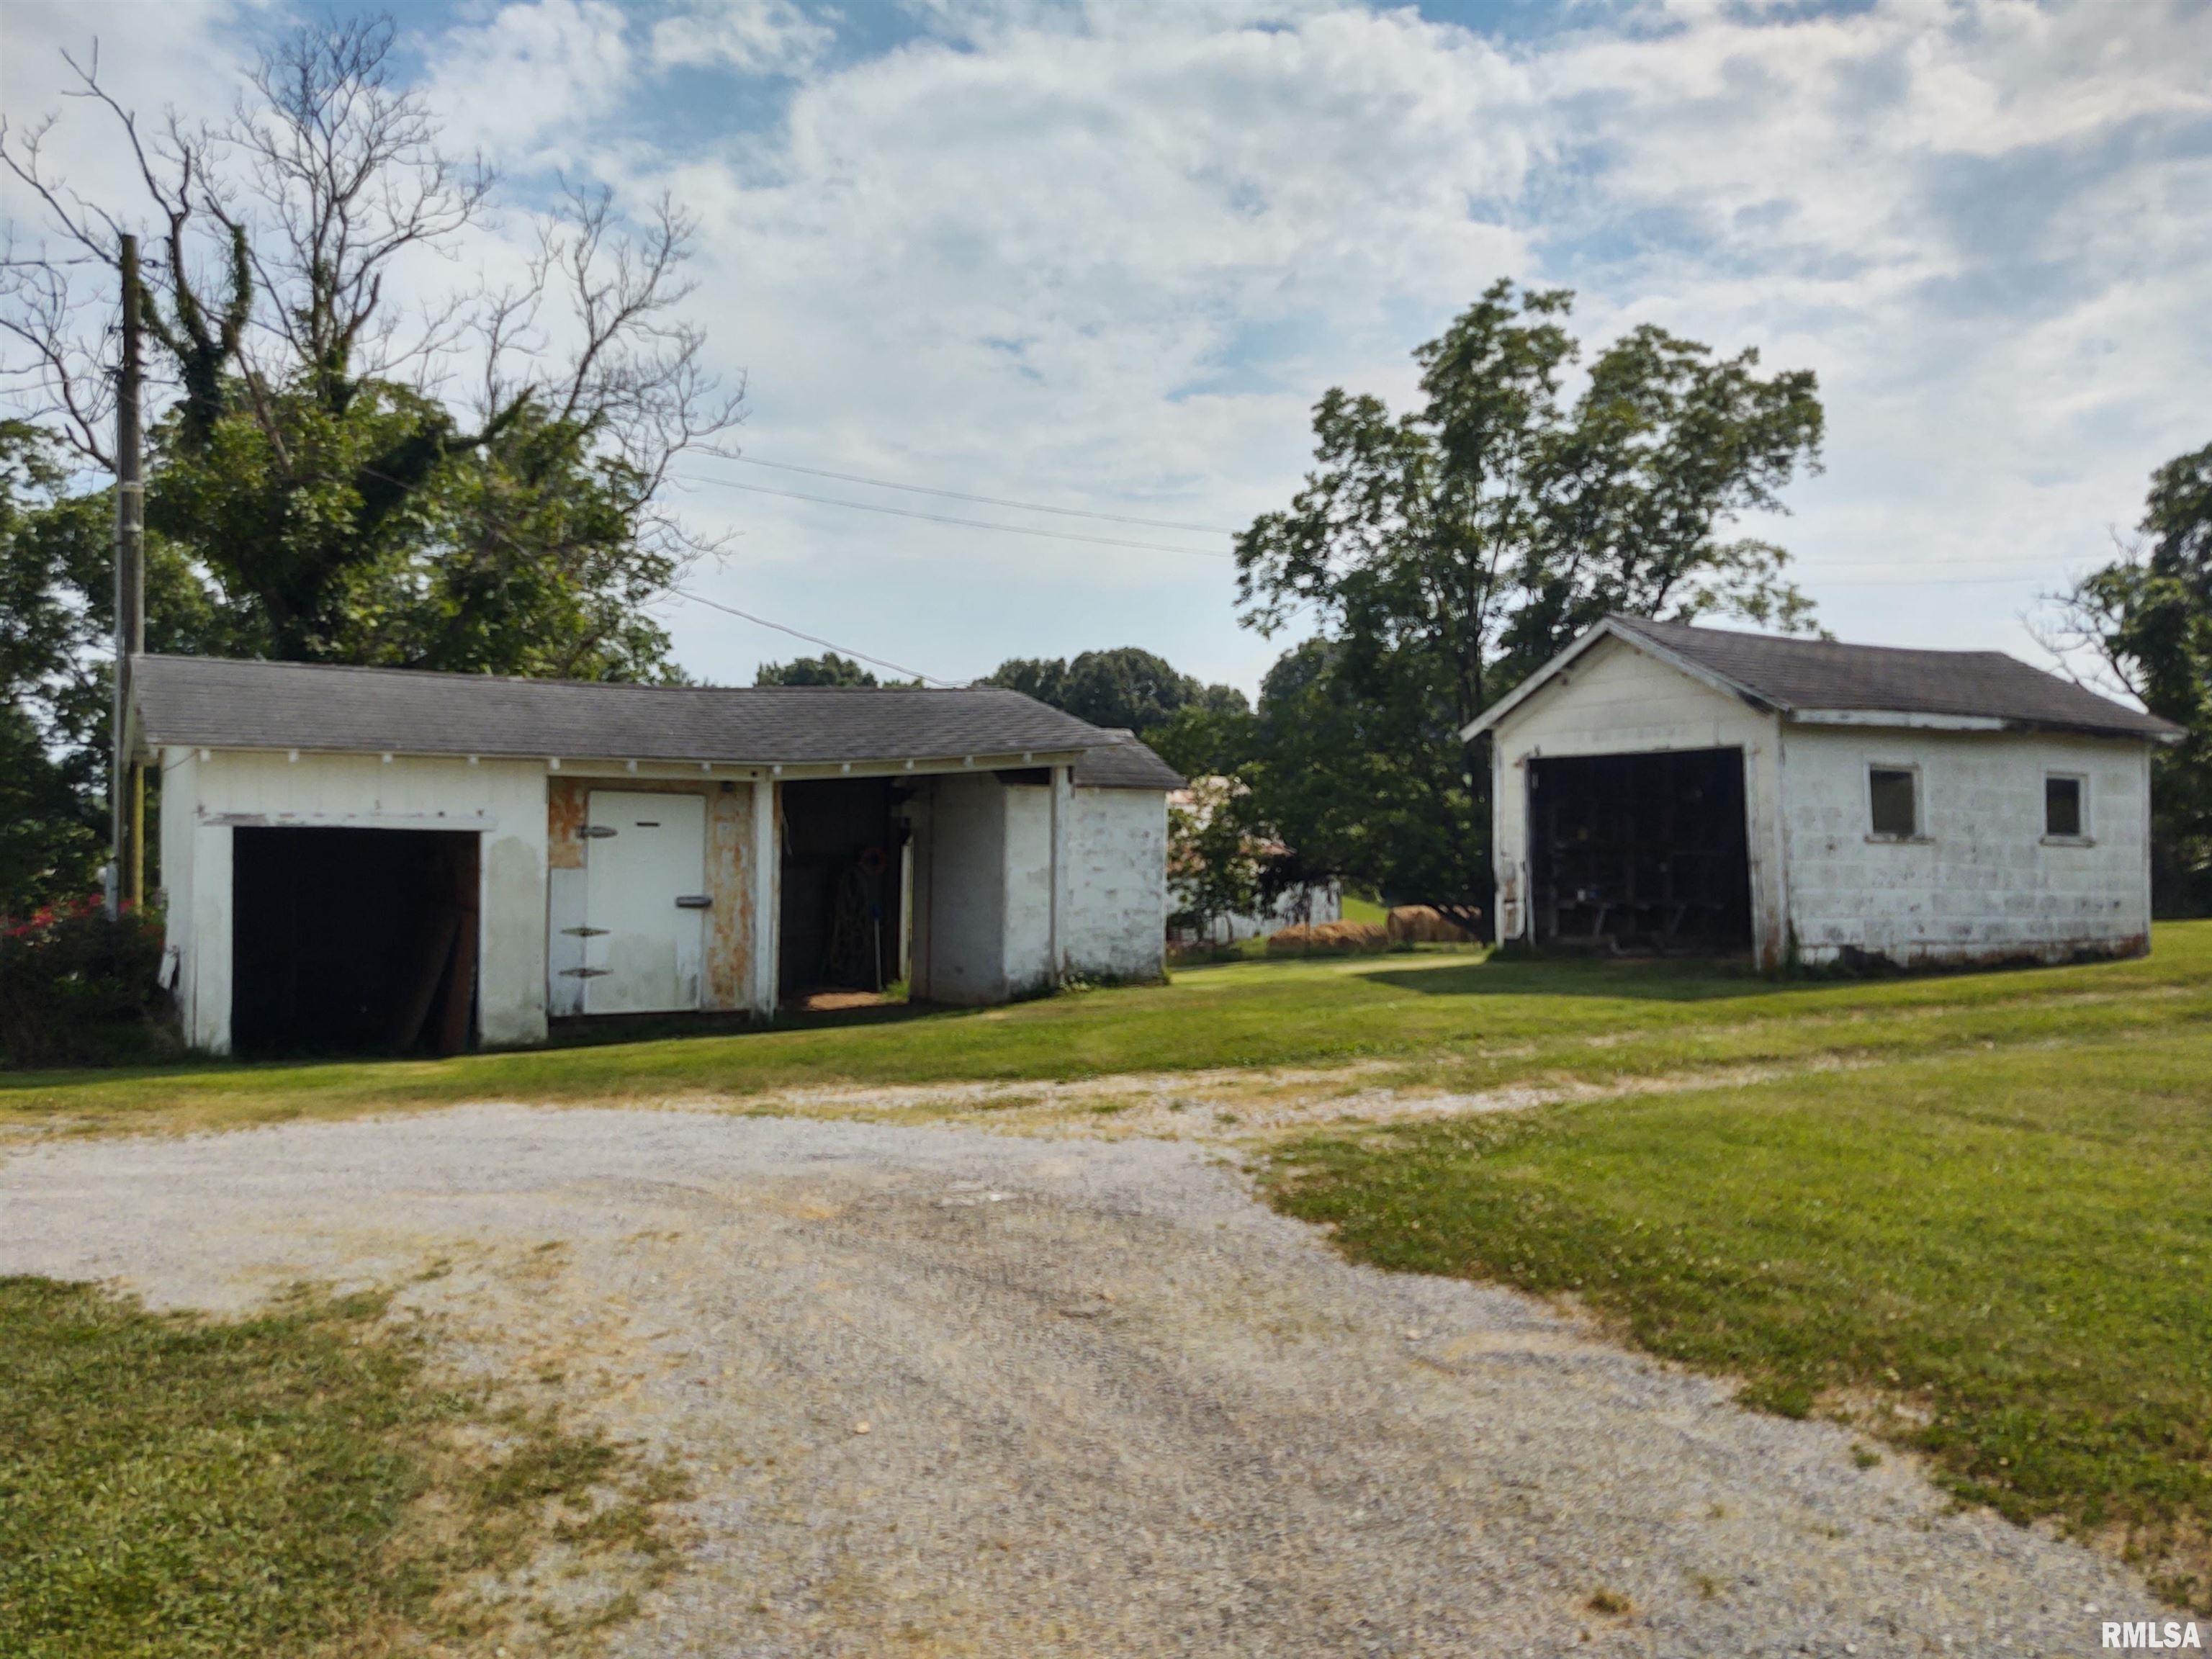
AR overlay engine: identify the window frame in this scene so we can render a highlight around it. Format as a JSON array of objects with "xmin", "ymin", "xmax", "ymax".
[
  {"xmin": 1864, "ymin": 761, "xmax": 1925, "ymax": 843},
  {"xmin": 2042, "ymin": 770, "xmax": 2092, "ymax": 845}
]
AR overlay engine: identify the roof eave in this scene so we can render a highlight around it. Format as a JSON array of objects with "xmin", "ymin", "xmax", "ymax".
[
  {"xmin": 1785, "ymin": 709, "xmax": 2182, "ymax": 744},
  {"xmin": 143, "ymin": 741, "xmax": 1096, "ymax": 775}
]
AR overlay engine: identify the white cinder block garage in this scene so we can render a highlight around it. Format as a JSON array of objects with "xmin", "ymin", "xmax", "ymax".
[
  {"xmin": 128, "ymin": 657, "xmax": 1179, "ymax": 1055},
  {"xmin": 1467, "ymin": 616, "xmax": 2183, "ymax": 971}
]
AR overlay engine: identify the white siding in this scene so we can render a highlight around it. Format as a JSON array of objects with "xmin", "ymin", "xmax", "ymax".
[
  {"xmin": 1067, "ymin": 787, "xmax": 1170, "ymax": 979},
  {"xmin": 1779, "ymin": 726, "xmax": 2154, "ymax": 966},
  {"xmin": 914, "ymin": 774, "xmax": 1008, "ymax": 1005},
  {"xmin": 158, "ymin": 749, "xmax": 549, "ymax": 1052},
  {"xmin": 1488, "ymin": 636, "xmax": 1788, "ymax": 966}
]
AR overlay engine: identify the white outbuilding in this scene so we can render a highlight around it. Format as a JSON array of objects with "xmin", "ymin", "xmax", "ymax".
[
  {"xmin": 1464, "ymin": 616, "xmax": 2183, "ymax": 971},
  {"xmin": 127, "ymin": 655, "xmax": 1179, "ymax": 1055}
]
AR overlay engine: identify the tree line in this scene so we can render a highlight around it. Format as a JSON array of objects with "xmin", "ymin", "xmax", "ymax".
[{"xmin": 6, "ymin": 16, "xmax": 2207, "ymax": 930}]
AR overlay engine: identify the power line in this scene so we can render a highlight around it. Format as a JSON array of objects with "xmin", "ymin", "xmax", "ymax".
[
  {"xmin": 668, "ymin": 586, "xmax": 953, "ymax": 685},
  {"xmin": 672, "ymin": 471, "xmax": 1236, "ymax": 560},
  {"xmin": 718, "ymin": 454, "xmax": 1242, "ymax": 536}
]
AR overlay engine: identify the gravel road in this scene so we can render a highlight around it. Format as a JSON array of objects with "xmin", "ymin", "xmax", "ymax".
[{"xmin": 0, "ymin": 1105, "xmax": 2159, "ymax": 1657}]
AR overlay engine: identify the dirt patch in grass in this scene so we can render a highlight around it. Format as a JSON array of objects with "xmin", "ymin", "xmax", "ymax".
[{"xmin": 0, "ymin": 1277, "xmax": 684, "ymax": 1658}]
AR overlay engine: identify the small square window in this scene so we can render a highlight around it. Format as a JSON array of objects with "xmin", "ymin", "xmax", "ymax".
[
  {"xmin": 1869, "ymin": 767, "xmax": 1917, "ymax": 838},
  {"xmin": 2046, "ymin": 775, "xmax": 2084, "ymax": 838}
]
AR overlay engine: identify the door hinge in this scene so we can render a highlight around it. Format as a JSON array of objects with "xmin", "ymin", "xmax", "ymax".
[
  {"xmin": 559, "ymin": 966, "xmax": 611, "ymax": 978},
  {"xmin": 580, "ymin": 824, "xmax": 618, "ymax": 839},
  {"xmin": 562, "ymin": 925, "xmax": 610, "ymax": 937},
  {"xmin": 674, "ymin": 894, "xmax": 712, "ymax": 909}
]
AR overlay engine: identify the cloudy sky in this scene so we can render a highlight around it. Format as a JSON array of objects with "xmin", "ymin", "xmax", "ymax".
[{"xmin": 5, "ymin": 0, "xmax": 2208, "ymax": 693}]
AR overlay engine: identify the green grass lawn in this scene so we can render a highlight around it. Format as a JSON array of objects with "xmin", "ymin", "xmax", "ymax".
[
  {"xmin": 1266, "ymin": 1028, "xmax": 2212, "ymax": 1609},
  {"xmin": 8, "ymin": 923, "xmax": 2211, "ymax": 1136},
  {"xmin": 0, "ymin": 1279, "xmax": 678, "ymax": 1658}
]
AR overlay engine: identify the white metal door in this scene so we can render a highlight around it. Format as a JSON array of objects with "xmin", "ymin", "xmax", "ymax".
[{"xmin": 583, "ymin": 791, "xmax": 707, "ymax": 1015}]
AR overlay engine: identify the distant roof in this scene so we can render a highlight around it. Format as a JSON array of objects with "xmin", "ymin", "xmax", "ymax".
[
  {"xmin": 130, "ymin": 654, "xmax": 1161, "ymax": 773},
  {"xmin": 1466, "ymin": 616, "xmax": 2184, "ymax": 743},
  {"xmin": 1071, "ymin": 729, "xmax": 1184, "ymax": 791}
]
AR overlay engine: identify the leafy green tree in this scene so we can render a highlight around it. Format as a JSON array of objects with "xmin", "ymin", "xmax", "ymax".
[
  {"xmin": 1, "ymin": 424, "xmax": 251, "ymax": 914},
  {"xmin": 2050, "ymin": 441, "xmax": 2212, "ymax": 913},
  {"xmin": 981, "ymin": 646, "xmax": 1248, "ymax": 738},
  {"xmin": 0, "ymin": 16, "xmax": 741, "ymax": 908},
  {"xmin": 1166, "ymin": 776, "xmax": 1263, "ymax": 939},
  {"xmin": 1236, "ymin": 280, "xmax": 1824, "ymax": 913},
  {"xmin": 755, "ymin": 652, "xmax": 880, "ymax": 687}
]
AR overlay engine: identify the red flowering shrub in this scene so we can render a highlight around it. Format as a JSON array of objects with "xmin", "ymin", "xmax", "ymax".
[{"xmin": 0, "ymin": 898, "xmax": 174, "ymax": 1068}]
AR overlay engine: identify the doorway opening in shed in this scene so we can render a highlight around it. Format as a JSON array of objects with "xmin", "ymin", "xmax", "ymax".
[
  {"xmin": 1527, "ymin": 747, "xmax": 1752, "ymax": 954},
  {"xmin": 778, "ymin": 778, "xmax": 906, "ymax": 1005},
  {"xmin": 230, "ymin": 827, "xmax": 480, "ymax": 1056}
]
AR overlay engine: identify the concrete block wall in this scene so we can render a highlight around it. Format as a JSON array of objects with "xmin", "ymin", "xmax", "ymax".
[
  {"xmin": 1488, "ymin": 635, "xmax": 1789, "ymax": 966},
  {"xmin": 1779, "ymin": 727, "xmax": 2153, "ymax": 965},
  {"xmin": 1067, "ymin": 787, "xmax": 1169, "ymax": 977}
]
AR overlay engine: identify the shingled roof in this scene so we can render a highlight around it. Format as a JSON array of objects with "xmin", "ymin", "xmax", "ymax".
[
  {"xmin": 1070, "ymin": 728, "xmax": 1184, "ymax": 791},
  {"xmin": 1468, "ymin": 616, "xmax": 2183, "ymax": 743},
  {"xmin": 129, "ymin": 654, "xmax": 1160, "ymax": 771}
]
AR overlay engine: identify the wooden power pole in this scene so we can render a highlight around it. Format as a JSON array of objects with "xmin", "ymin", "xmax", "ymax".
[{"xmin": 112, "ymin": 233, "xmax": 145, "ymax": 912}]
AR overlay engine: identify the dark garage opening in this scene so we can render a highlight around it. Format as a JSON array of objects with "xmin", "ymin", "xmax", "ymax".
[
  {"xmin": 1528, "ymin": 748, "xmax": 1753, "ymax": 954},
  {"xmin": 778, "ymin": 779, "xmax": 904, "ymax": 999},
  {"xmin": 232, "ymin": 827, "xmax": 480, "ymax": 1056}
]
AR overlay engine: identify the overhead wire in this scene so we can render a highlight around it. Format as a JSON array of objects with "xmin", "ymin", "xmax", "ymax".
[
  {"xmin": 716, "ymin": 454, "xmax": 1243, "ymax": 536},
  {"xmin": 667, "ymin": 586, "xmax": 954, "ymax": 685},
  {"xmin": 670, "ymin": 471, "xmax": 1236, "ymax": 560}
]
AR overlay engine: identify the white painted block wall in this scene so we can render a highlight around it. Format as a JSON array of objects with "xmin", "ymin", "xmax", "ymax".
[
  {"xmin": 1779, "ymin": 727, "xmax": 2152, "ymax": 965},
  {"xmin": 1485, "ymin": 635, "xmax": 2159, "ymax": 971},
  {"xmin": 1488, "ymin": 636, "xmax": 1788, "ymax": 964},
  {"xmin": 156, "ymin": 748, "xmax": 549, "ymax": 1053},
  {"xmin": 1066, "ymin": 787, "xmax": 1169, "ymax": 979}
]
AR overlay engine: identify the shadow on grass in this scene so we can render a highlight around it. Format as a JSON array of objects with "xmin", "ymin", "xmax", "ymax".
[{"xmin": 1351, "ymin": 952, "xmax": 1771, "ymax": 1002}]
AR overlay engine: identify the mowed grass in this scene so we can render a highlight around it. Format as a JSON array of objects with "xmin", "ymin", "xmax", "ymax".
[
  {"xmin": 0, "ymin": 1278, "xmax": 678, "ymax": 1658},
  {"xmin": 1265, "ymin": 1030, "xmax": 2212, "ymax": 1608},
  {"xmin": 6, "ymin": 922, "xmax": 2212, "ymax": 1136}
]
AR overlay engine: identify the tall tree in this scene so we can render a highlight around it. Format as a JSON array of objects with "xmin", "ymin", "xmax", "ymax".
[
  {"xmin": 1236, "ymin": 280, "xmax": 1823, "ymax": 912},
  {"xmin": 1, "ymin": 15, "xmax": 743, "ymax": 909},
  {"xmin": 0, "ymin": 14, "xmax": 740, "ymax": 680},
  {"xmin": 2048, "ymin": 441, "xmax": 2212, "ymax": 913}
]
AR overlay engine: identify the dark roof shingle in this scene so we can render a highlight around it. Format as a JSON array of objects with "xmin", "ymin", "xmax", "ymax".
[
  {"xmin": 1070, "ymin": 729, "xmax": 1184, "ymax": 791},
  {"xmin": 130, "ymin": 655, "xmax": 1142, "ymax": 768},
  {"xmin": 1609, "ymin": 616, "xmax": 2181, "ymax": 742}
]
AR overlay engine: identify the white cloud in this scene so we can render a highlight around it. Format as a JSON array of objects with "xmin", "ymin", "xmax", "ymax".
[
  {"xmin": 421, "ymin": 0, "xmax": 634, "ymax": 156},
  {"xmin": 649, "ymin": 0, "xmax": 832, "ymax": 76},
  {"xmin": 10, "ymin": 0, "xmax": 2210, "ymax": 688}
]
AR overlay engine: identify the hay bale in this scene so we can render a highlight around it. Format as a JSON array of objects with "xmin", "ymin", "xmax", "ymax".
[
  {"xmin": 1386, "ymin": 905, "xmax": 1480, "ymax": 943},
  {"xmin": 1267, "ymin": 920, "xmax": 1390, "ymax": 956}
]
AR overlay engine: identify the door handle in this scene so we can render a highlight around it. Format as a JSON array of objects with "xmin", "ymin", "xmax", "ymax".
[{"xmin": 675, "ymin": 894, "xmax": 712, "ymax": 909}]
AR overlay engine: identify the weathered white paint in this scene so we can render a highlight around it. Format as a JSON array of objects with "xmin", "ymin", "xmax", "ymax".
[
  {"xmin": 1776, "ymin": 725, "xmax": 2152, "ymax": 966},
  {"xmin": 156, "ymin": 739, "xmax": 1172, "ymax": 1048},
  {"xmin": 1488, "ymin": 634, "xmax": 1787, "ymax": 966},
  {"xmin": 156, "ymin": 747, "xmax": 549, "ymax": 1051},
  {"xmin": 1065, "ymin": 786, "xmax": 1171, "ymax": 979},
  {"xmin": 582, "ymin": 791, "xmax": 706, "ymax": 1013},
  {"xmin": 1002, "ymin": 780, "xmax": 1056, "ymax": 997},
  {"xmin": 914, "ymin": 774, "xmax": 1008, "ymax": 1005},
  {"xmin": 748, "ymin": 780, "xmax": 778, "ymax": 1017},
  {"xmin": 1485, "ymin": 633, "xmax": 2159, "ymax": 970}
]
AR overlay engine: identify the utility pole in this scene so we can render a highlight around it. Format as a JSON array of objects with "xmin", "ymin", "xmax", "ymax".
[{"xmin": 111, "ymin": 233, "xmax": 145, "ymax": 914}]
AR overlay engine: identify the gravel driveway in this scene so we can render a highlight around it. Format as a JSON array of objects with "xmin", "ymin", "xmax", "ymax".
[{"xmin": 0, "ymin": 1105, "xmax": 2158, "ymax": 1657}]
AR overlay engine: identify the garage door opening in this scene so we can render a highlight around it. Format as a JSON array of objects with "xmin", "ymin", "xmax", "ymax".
[
  {"xmin": 779, "ymin": 778, "xmax": 905, "ymax": 1001},
  {"xmin": 1527, "ymin": 748, "xmax": 1752, "ymax": 954},
  {"xmin": 231, "ymin": 827, "xmax": 480, "ymax": 1056}
]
